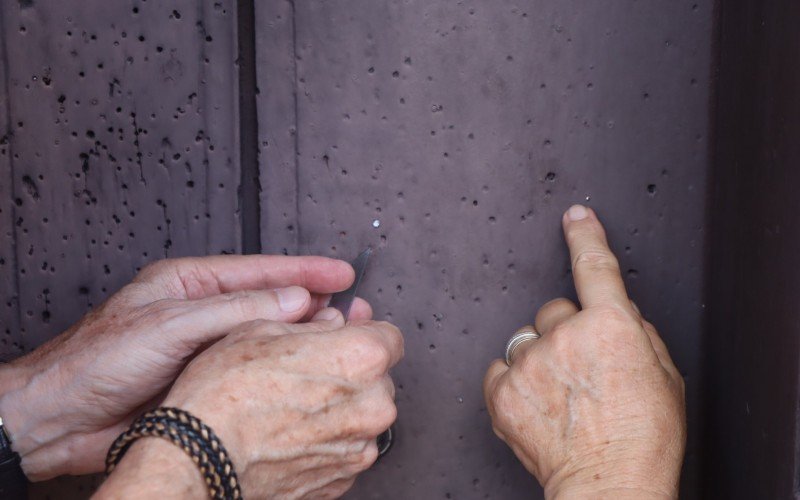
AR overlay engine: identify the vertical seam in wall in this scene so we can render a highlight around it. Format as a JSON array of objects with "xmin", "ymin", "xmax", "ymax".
[
  {"xmin": 289, "ymin": 0, "xmax": 301, "ymax": 253},
  {"xmin": 699, "ymin": 0, "xmax": 724, "ymax": 495},
  {"xmin": 237, "ymin": 0, "xmax": 261, "ymax": 254},
  {"xmin": 0, "ymin": 4, "xmax": 22, "ymax": 358}
]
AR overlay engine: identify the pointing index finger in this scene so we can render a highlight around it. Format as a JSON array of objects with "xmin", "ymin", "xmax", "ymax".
[{"xmin": 562, "ymin": 205, "xmax": 632, "ymax": 310}]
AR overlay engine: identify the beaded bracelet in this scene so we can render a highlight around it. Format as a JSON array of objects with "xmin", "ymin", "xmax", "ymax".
[{"xmin": 105, "ymin": 407, "xmax": 242, "ymax": 500}]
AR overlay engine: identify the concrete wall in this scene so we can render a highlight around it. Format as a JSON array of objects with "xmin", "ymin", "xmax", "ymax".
[{"xmin": 1, "ymin": 1, "xmax": 718, "ymax": 498}]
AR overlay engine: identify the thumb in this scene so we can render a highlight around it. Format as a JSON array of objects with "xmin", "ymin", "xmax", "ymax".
[{"xmin": 162, "ymin": 286, "xmax": 312, "ymax": 346}]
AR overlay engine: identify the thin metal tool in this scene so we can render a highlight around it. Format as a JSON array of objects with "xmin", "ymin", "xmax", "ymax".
[
  {"xmin": 328, "ymin": 248, "xmax": 394, "ymax": 457},
  {"xmin": 329, "ymin": 248, "xmax": 372, "ymax": 319}
]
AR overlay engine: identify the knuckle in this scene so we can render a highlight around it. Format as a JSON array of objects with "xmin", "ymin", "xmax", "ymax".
[
  {"xmin": 572, "ymin": 248, "xmax": 619, "ymax": 273},
  {"xmin": 371, "ymin": 321, "xmax": 405, "ymax": 355},
  {"xmin": 595, "ymin": 305, "xmax": 631, "ymax": 324},
  {"xmin": 225, "ymin": 290, "xmax": 262, "ymax": 319},
  {"xmin": 490, "ymin": 381, "xmax": 516, "ymax": 416},
  {"xmin": 135, "ymin": 259, "xmax": 171, "ymax": 281},
  {"xmin": 516, "ymin": 345, "xmax": 542, "ymax": 372},
  {"xmin": 355, "ymin": 445, "xmax": 379, "ymax": 471},
  {"xmin": 144, "ymin": 298, "xmax": 184, "ymax": 323},
  {"xmin": 347, "ymin": 333, "xmax": 392, "ymax": 374},
  {"xmin": 372, "ymin": 397, "xmax": 398, "ymax": 430},
  {"xmin": 547, "ymin": 324, "xmax": 578, "ymax": 353}
]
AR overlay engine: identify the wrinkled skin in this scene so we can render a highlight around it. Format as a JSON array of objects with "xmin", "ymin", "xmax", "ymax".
[
  {"xmin": 483, "ymin": 206, "xmax": 686, "ymax": 499},
  {"xmin": 96, "ymin": 309, "xmax": 403, "ymax": 499},
  {"xmin": 0, "ymin": 255, "xmax": 372, "ymax": 480}
]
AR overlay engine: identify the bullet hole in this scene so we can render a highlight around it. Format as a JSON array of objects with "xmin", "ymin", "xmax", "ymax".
[
  {"xmin": 543, "ymin": 139, "xmax": 552, "ymax": 147},
  {"xmin": 429, "ymin": 344, "xmax": 437, "ymax": 352},
  {"xmin": 132, "ymin": 6, "xmax": 139, "ymax": 14},
  {"xmin": 647, "ymin": 184, "xmax": 657, "ymax": 195},
  {"xmin": 368, "ymin": 66, "xmax": 375, "ymax": 74},
  {"xmin": 545, "ymin": 172, "xmax": 556, "ymax": 182},
  {"xmin": 78, "ymin": 286, "xmax": 90, "ymax": 295},
  {"xmin": 392, "ymin": 70, "xmax": 400, "ymax": 78},
  {"xmin": 627, "ymin": 269, "xmax": 639, "ymax": 279},
  {"xmin": 138, "ymin": 35, "xmax": 145, "ymax": 42},
  {"xmin": 643, "ymin": 92, "xmax": 650, "ymax": 100},
  {"xmin": 172, "ymin": 10, "xmax": 182, "ymax": 19},
  {"xmin": 431, "ymin": 104, "xmax": 443, "ymax": 113}
]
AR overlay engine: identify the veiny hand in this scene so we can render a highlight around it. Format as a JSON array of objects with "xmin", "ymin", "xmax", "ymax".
[
  {"xmin": 483, "ymin": 205, "xmax": 686, "ymax": 499},
  {"xmin": 96, "ymin": 308, "xmax": 403, "ymax": 500},
  {"xmin": 0, "ymin": 255, "xmax": 371, "ymax": 480}
]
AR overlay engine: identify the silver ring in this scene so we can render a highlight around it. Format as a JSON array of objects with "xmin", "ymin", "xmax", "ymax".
[{"xmin": 505, "ymin": 330, "xmax": 541, "ymax": 366}]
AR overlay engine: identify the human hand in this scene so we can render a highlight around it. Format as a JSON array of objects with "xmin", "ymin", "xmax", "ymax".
[
  {"xmin": 96, "ymin": 308, "xmax": 403, "ymax": 499},
  {"xmin": 483, "ymin": 205, "xmax": 686, "ymax": 499},
  {"xmin": 0, "ymin": 255, "xmax": 371, "ymax": 480}
]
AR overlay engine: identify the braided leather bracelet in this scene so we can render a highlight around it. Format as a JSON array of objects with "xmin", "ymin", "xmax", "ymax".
[{"xmin": 105, "ymin": 407, "xmax": 242, "ymax": 500}]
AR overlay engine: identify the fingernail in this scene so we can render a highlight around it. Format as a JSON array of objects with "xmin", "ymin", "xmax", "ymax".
[
  {"xmin": 275, "ymin": 286, "xmax": 308, "ymax": 312},
  {"xmin": 313, "ymin": 307, "xmax": 341, "ymax": 322},
  {"xmin": 566, "ymin": 204, "xmax": 589, "ymax": 221}
]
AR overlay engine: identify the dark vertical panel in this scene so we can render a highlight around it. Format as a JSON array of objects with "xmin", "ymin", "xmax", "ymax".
[
  {"xmin": 0, "ymin": 1, "xmax": 240, "ymax": 497},
  {"xmin": 237, "ymin": 0, "xmax": 261, "ymax": 254},
  {"xmin": 705, "ymin": 0, "xmax": 800, "ymax": 497},
  {"xmin": 258, "ymin": 1, "xmax": 713, "ymax": 497}
]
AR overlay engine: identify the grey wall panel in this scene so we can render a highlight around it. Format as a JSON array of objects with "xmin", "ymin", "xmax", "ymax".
[
  {"xmin": 0, "ymin": 1, "xmax": 240, "ymax": 497},
  {"xmin": 0, "ymin": 1, "xmax": 240, "ymax": 350},
  {"xmin": 705, "ymin": 0, "xmax": 800, "ymax": 497},
  {"xmin": 255, "ymin": 0, "xmax": 300, "ymax": 254},
  {"xmin": 257, "ymin": 1, "xmax": 713, "ymax": 497}
]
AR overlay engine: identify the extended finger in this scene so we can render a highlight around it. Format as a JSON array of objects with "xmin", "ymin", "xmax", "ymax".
[
  {"xmin": 534, "ymin": 298, "xmax": 579, "ymax": 335},
  {"xmin": 135, "ymin": 255, "xmax": 356, "ymax": 300},
  {"xmin": 562, "ymin": 205, "xmax": 633, "ymax": 311},
  {"xmin": 157, "ymin": 286, "xmax": 312, "ymax": 346}
]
